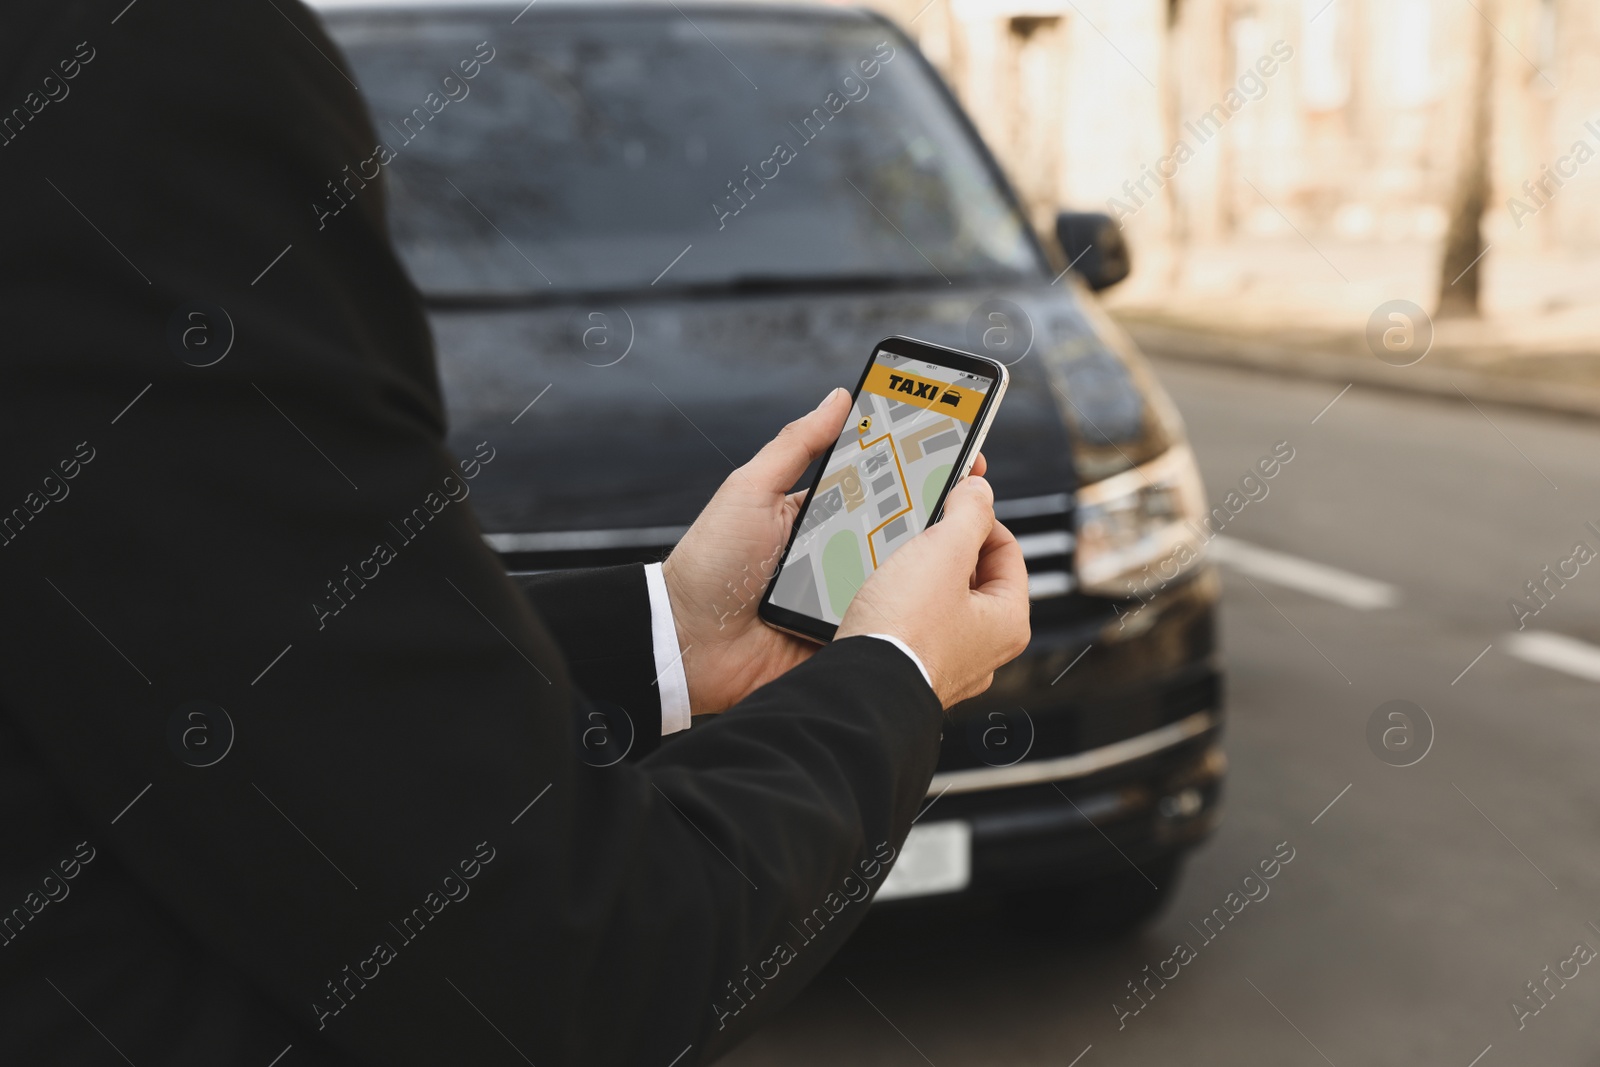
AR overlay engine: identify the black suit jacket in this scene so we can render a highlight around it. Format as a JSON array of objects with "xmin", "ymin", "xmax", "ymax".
[{"xmin": 0, "ymin": 2, "xmax": 943, "ymax": 1064}]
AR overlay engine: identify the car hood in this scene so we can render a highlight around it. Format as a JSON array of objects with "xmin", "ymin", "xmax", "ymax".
[{"xmin": 431, "ymin": 282, "xmax": 1170, "ymax": 534}]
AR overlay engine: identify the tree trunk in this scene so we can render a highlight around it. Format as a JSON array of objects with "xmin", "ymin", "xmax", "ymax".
[{"xmin": 1436, "ymin": 2, "xmax": 1495, "ymax": 317}]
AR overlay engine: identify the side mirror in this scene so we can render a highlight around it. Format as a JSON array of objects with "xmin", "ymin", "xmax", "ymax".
[{"xmin": 1054, "ymin": 211, "xmax": 1130, "ymax": 291}]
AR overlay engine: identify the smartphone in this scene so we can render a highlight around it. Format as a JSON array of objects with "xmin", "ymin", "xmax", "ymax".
[{"xmin": 759, "ymin": 336, "xmax": 1009, "ymax": 643}]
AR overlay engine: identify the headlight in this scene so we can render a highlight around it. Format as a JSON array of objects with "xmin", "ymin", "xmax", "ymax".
[{"xmin": 1074, "ymin": 445, "xmax": 1208, "ymax": 598}]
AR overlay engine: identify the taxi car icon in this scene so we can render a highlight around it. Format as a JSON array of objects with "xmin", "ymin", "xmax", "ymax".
[{"xmin": 939, "ymin": 388, "xmax": 962, "ymax": 408}]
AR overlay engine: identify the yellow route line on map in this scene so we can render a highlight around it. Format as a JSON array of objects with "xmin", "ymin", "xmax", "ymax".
[{"xmin": 856, "ymin": 432, "xmax": 914, "ymax": 570}]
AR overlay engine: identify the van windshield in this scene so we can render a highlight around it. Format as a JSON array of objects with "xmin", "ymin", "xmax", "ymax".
[{"xmin": 326, "ymin": 9, "xmax": 1041, "ymax": 297}]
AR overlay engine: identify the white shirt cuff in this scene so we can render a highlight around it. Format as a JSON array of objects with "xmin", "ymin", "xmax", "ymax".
[
  {"xmin": 643, "ymin": 562, "xmax": 692, "ymax": 735},
  {"xmin": 862, "ymin": 633, "xmax": 933, "ymax": 690}
]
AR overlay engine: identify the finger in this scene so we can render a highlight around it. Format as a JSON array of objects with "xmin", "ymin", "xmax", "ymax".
[
  {"xmin": 929, "ymin": 474, "xmax": 996, "ymax": 557},
  {"xmin": 780, "ymin": 488, "xmax": 808, "ymax": 527},
  {"xmin": 742, "ymin": 387, "xmax": 851, "ymax": 493},
  {"xmin": 972, "ymin": 519, "xmax": 1028, "ymax": 603},
  {"xmin": 970, "ymin": 522, "xmax": 1030, "ymax": 659},
  {"xmin": 968, "ymin": 451, "xmax": 987, "ymax": 479}
]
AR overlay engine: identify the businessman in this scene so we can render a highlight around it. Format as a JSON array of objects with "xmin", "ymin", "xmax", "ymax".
[{"xmin": 0, "ymin": 1, "xmax": 1029, "ymax": 1064}]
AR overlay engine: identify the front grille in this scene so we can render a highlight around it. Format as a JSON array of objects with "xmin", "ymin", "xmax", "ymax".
[
  {"xmin": 936, "ymin": 663, "xmax": 1221, "ymax": 775},
  {"xmin": 487, "ymin": 492, "xmax": 1078, "ymax": 598},
  {"xmin": 993, "ymin": 492, "xmax": 1075, "ymax": 600}
]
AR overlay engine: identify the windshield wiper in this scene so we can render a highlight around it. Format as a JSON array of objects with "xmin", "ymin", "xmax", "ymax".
[
  {"xmin": 423, "ymin": 271, "xmax": 1019, "ymax": 309},
  {"xmin": 707, "ymin": 272, "xmax": 956, "ymax": 294}
]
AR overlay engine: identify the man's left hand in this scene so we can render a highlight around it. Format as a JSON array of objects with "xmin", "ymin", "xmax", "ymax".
[{"xmin": 661, "ymin": 387, "xmax": 851, "ymax": 716}]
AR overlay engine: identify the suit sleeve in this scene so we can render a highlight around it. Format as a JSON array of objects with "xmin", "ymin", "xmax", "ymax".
[
  {"xmin": 514, "ymin": 565, "xmax": 668, "ymax": 755},
  {"xmin": 0, "ymin": 3, "xmax": 944, "ymax": 1065}
]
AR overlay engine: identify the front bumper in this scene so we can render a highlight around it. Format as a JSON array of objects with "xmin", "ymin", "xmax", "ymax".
[
  {"xmin": 926, "ymin": 712, "xmax": 1224, "ymax": 896},
  {"xmin": 883, "ymin": 565, "xmax": 1225, "ymax": 900}
]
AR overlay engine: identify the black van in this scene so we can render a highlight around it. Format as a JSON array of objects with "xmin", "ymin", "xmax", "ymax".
[{"xmin": 319, "ymin": 0, "xmax": 1225, "ymax": 933}]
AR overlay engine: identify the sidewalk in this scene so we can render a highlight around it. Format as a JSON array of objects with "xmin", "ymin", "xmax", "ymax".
[{"xmin": 1105, "ymin": 238, "xmax": 1600, "ymax": 419}]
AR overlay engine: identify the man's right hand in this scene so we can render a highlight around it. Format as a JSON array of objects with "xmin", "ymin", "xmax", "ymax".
[{"xmin": 836, "ymin": 474, "xmax": 1031, "ymax": 708}]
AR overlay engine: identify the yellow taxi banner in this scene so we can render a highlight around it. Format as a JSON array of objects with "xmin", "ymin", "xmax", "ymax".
[{"xmin": 861, "ymin": 363, "xmax": 985, "ymax": 424}]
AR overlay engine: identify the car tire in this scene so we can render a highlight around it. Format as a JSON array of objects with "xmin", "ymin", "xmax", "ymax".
[{"xmin": 1004, "ymin": 854, "xmax": 1184, "ymax": 942}]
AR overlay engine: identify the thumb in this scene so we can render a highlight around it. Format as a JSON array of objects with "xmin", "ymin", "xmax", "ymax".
[
  {"xmin": 743, "ymin": 387, "xmax": 851, "ymax": 492},
  {"xmin": 930, "ymin": 474, "xmax": 996, "ymax": 556}
]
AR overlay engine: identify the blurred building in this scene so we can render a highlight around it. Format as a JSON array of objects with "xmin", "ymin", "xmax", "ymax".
[{"xmin": 859, "ymin": 0, "xmax": 1600, "ymax": 299}]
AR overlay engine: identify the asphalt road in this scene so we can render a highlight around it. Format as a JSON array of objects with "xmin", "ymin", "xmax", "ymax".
[{"xmin": 723, "ymin": 356, "xmax": 1600, "ymax": 1067}]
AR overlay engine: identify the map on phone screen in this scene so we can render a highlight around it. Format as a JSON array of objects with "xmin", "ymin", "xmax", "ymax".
[{"xmin": 768, "ymin": 350, "xmax": 994, "ymax": 626}]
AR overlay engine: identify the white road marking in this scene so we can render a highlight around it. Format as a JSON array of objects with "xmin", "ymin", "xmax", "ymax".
[
  {"xmin": 1504, "ymin": 631, "xmax": 1600, "ymax": 683},
  {"xmin": 1211, "ymin": 536, "xmax": 1398, "ymax": 610}
]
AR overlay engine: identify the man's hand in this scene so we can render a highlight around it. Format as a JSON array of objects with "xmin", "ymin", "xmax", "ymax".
[
  {"xmin": 662, "ymin": 387, "xmax": 1013, "ymax": 716},
  {"xmin": 662, "ymin": 388, "xmax": 853, "ymax": 716},
  {"xmin": 836, "ymin": 473, "xmax": 1031, "ymax": 708}
]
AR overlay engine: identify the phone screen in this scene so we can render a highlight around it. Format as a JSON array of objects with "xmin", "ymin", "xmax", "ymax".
[{"xmin": 767, "ymin": 348, "xmax": 997, "ymax": 627}]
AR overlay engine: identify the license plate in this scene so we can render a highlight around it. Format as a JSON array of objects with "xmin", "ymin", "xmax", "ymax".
[{"xmin": 876, "ymin": 820, "xmax": 971, "ymax": 902}]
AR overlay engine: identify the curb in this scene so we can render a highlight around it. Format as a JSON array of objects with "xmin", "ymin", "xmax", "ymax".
[{"xmin": 1119, "ymin": 319, "xmax": 1600, "ymax": 422}]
